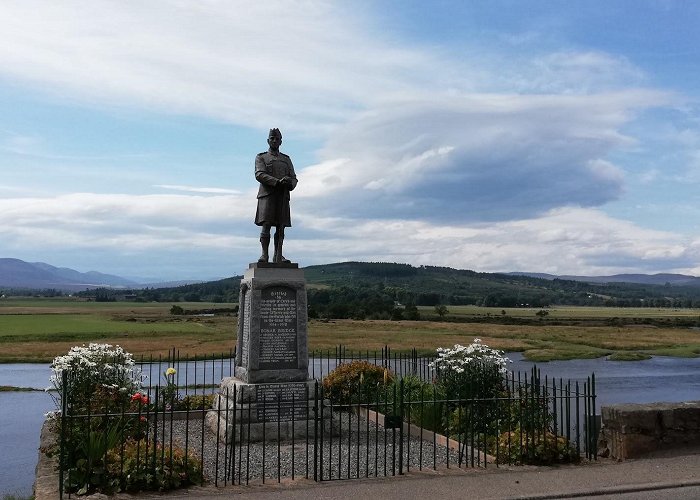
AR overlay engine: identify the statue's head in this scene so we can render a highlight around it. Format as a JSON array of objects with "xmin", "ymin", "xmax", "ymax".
[{"xmin": 267, "ymin": 128, "xmax": 282, "ymax": 151}]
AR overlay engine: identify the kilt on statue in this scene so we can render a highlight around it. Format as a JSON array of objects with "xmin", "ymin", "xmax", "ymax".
[{"xmin": 255, "ymin": 128, "xmax": 297, "ymax": 264}]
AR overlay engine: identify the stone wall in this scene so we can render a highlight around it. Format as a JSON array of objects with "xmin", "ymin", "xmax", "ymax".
[
  {"xmin": 34, "ymin": 420, "xmax": 59, "ymax": 500},
  {"xmin": 598, "ymin": 401, "xmax": 700, "ymax": 460}
]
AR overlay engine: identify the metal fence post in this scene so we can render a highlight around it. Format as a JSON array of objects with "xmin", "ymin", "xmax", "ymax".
[
  {"xmin": 398, "ymin": 377, "xmax": 405, "ymax": 475},
  {"xmin": 591, "ymin": 373, "xmax": 597, "ymax": 460},
  {"xmin": 313, "ymin": 381, "xmax": 319, "ymax": 482},
  {"xmin": 58, "ymin": 371, "xmax": 68, "ymax": 500}
]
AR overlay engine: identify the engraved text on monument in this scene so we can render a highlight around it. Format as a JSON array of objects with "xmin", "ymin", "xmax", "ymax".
[{"xmin": 258, "ymin": 286, "xmax": 298, "ymax": 369}]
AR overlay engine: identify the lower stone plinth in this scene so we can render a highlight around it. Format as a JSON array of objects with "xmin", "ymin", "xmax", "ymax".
[{"xmin": 206, "ymin": 377, "xmax": 338, "ymax": 443}]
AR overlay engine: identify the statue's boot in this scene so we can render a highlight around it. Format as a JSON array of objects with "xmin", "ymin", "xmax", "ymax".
[
  {"xmin": 273, "ymin": 233, "xmax": 291, "ymax": 264},
  {"xmin": 258, "ymin": 235, "xmax": 270, "ymax": 262}
]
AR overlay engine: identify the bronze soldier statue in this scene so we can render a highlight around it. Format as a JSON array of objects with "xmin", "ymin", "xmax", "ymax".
[{"xmin": 255, "ymin": 128, "xmax": 297, "ymax": 263}]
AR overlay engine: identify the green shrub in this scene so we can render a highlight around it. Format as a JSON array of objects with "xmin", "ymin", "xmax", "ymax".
[
  {"xmin": 323, "ymin": 360, "xmax": 393, "ymax": 405},
  {"xmin": 170, "ymin": 305, "xmax": 184, "ymax": 315},
  {"xmin": 50, "ymin": 344, "xmax": 206, "ymax": 495},
  {"xmin": 400, "ymin": 375, "xmax": 445, "ymax": 433},
  {"xmin": 106, "ymin": 439, "xmax": 203, "ymax": 492},
  {"xmin": 431, "ymin": 340, "xmax": 512, "ymax": 436},
  {"xmin": 493, "ymin": 426, "xmax": 579, "ymax": 465},
  {"xmin": 62, "ymin": 421, "xmax": 124, "ymax": 495},
  {"xmin": 59, "ymin": 403, "xmax": 150, "ymax": 494},
  {"xmin": 500, "ymin": 385, "xmax": 554, "ymax": 433}
]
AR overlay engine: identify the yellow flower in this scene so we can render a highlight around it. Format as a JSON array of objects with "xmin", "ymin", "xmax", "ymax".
[{"xmin": 165, "ymin": 367, "xmax": 177, "ymax": 376}]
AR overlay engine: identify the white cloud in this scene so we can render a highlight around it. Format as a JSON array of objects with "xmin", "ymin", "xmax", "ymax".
[
  {"xmin": 1, "ymin": 192, "xmax": 697, "ymax": 278},
  {"xmin": 294, "ymin": 207, "xmax": 700, "ymax": 276},
  {"xmin": 296, "ymin": 90, "xmax": 671, "ymax": 222},
  {"xmin": 0, "ymin": 1, "xmax": 451, "ymax": 135},
  {"xmin": 0, "ymin": 2, "xmax": 695, "ymax": 278},
  {"xmin": 0, "ymin": 192, "xmax": 253, "ymax": 236},
  {"xmin": 0, "ymin": 2, "xmax": 674, "ymax": 225}
]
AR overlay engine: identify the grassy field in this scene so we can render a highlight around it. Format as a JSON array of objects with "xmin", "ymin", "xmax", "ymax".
[
  {"xmin": 1, "ymin": 298, "xmax": 700, "ymax": 362},
  {"xmin": 0, "ymin": 298, "xmax": 235, "ymax": 362},
  {"xmin": 421, "ymin": 304, "xmax": 700, "ymax": 320},
  {"xmin": 310, "ymin": 319, "xmax": 700, "ymax": 360}
]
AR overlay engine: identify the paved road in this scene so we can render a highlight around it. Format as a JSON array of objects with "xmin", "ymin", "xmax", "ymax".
[
  {"xmin": 159, "ymin": 450, "xmax": 700, "ymax": 500},
  {"xmin": 168, "ymin": 446, "xmax": 700, "ymax": 500},
  {"xmin": 38, "ymin": 446, "xmax": 700, "ymax": 500},
  {"xmin": 592, "ymin": 486, "xmax": 700, "ymax": 499}
]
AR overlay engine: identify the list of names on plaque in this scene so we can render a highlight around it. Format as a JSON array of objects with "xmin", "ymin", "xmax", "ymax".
[
  {"xmin": 257, "ymin": 404, "xmax": 309, "ymax": 422},
  {"xmin": 256, "ymin": 383, "xmax": 308, "ymax": 403},
  {"xmin": 255, "ymin": 383, "xmax": 309, "ymax": 420},
  {"xmin": 258, "ymin": 286, "xmax": 298, "ymax": 370}
]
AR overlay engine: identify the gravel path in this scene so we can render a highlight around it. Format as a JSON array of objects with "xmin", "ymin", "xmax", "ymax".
[{"xmin": 156, "ymin": 411, "xmax": 487, "ymax": 486}]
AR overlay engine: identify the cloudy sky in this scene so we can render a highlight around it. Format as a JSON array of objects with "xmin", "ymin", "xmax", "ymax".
[{"xmin": 1, "ymin": 1, "xmax": 700, "ymax": 281}]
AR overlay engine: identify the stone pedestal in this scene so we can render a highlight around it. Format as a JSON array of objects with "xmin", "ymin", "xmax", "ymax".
[
  {"xmin": 208, "ymin": 262, "xmax": 337, "ymax": 442},
  {"xmin": 235, "ymin": 263, "xmax": 308, "ymax": 383}
]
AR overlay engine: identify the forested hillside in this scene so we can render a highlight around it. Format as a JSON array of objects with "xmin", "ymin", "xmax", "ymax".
[{"xmin": 65, "ymin": 262, "xmax": 700, "ymax": 320}]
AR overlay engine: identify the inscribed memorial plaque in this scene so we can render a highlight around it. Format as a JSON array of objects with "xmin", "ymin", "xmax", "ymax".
[
  {"xmin": 255, "ymin": 383, "xmax": 309, "ymax": 421},
  {"xmin": 258, "ymin": 286, "xmax": 298, "ymax": 370}
]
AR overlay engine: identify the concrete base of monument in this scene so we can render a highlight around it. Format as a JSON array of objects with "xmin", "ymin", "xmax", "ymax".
[{"xmin": 206, "ymin": 376, "xmax": 339, "ymax": 443}]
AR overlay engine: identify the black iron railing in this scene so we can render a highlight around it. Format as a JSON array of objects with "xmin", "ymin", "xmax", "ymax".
[{"xmin": 55, "ymin": 347, "xmax": 597, "ymax": 497}]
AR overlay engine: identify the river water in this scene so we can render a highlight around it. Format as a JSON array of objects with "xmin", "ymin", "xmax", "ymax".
[{"xmin": 2, "ymin": 355, "xmax": 699, "ymax": 496}]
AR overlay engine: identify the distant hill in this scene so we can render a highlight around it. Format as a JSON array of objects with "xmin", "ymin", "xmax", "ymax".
[
  {"xmin": 295, "ymin": 262, "xmax": 700, "ymax": 309},
  {"xmin": 0, "ymin": 258, "xmax": 138, "ymax": 291},
  {"xmin": 69, "ymin": 261, "xmax": 700, "ymax": 321},
  {"xmin": 139, "ymin": 280, "xmax": 205, "ymax": 289},
  {"xmin": 507, "ymin": 272, "xmax": 700, "ymax": 286},
  {"xmin": 8, "ymin": 258, "xmax": 700, "ymax": 310}
]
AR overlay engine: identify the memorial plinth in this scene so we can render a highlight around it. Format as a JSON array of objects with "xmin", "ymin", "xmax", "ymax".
[
  {"xmin": 206, "ymin": 378, "xmax": 335, "ymax": 442},
  {"xmin": 207, "ymin": 262, "xmax": 336, "ymax": 442},
  {"xmin": 235, "ymin": 263, "xmax": 308, "ymax": 383}
]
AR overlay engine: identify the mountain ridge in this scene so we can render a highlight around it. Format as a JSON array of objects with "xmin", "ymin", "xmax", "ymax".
[
  {"xmin": 0, "ymin": 258, "xmax": 139, "ymax": 291},
  {"xmin": 3, "ymin": 257, "xmax": 700, "ymax": 297}
]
